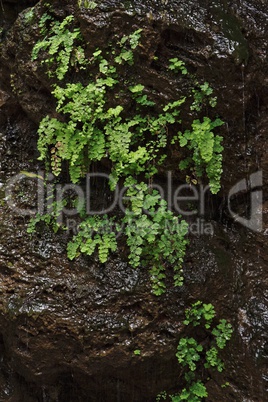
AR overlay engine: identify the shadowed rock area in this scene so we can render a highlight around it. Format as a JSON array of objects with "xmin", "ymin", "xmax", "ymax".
[{"xmin": 0, "ymin": 0, "xmax": 267, "ymax": 400}]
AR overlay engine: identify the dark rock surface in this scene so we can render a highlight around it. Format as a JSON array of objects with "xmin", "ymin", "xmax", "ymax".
[{"xmin": 0, "ymin": 0, "xmax": 267, "ymax": 400}]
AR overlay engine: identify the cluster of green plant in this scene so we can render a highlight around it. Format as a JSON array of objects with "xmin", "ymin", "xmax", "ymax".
[
  {"xmin": 66, "ymin": 177, "xmax": 188, "ymax": 294},
  {"xmin": 67, "ymin": 214, "xmax": 119, "ymax": 263},
  {"xmin": 78, "ymin": 0, "xmax": 97, "ymax": 9},
  {"xmin": 30, "ymin": 14, "xmax": 224, "ymax": 294},
  {"xmin": 177, "ymin": 117, "xmax": 224, "ymax": 194},
  {"xmin": 24, "ymin": 7, "xmax": 35, "ymax": 24},
  {"xmin": 191, "ymin": 82, "xmax": 217, "ymax": 112},
  {"xmin": 27, "ymin": 194, "xmax": 68, "ymax": 234},
  {"xmin": 32, "ymin": 14, "xmax": 87, "ymax": 80},
  {"xmin": 169, "ymin": 58, "xmax": 188, "ymax": 75},
  {"xmin": 157, "ymin": 301, "xmax": 233, "ymax": 401}
]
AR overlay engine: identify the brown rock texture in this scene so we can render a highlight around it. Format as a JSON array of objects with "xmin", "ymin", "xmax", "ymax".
[{"xmin": 0, "ymin": 0, "xmax": 267, "ymax": 400}]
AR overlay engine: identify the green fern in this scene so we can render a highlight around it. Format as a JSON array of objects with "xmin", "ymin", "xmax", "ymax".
[
  {"xmin": 67, "ymin": 215, "xmax": 118, "ymax": 262},
  {"xmin": 30, "ymin": 17, "xmax": 224, "ymax": 295},
  {"xmin": 157, "ymin": 302, "xmax": 232, "ymax": 401},
  {"xmin": 32, "ymin": 14, "xmax": 86, "ymax": 80},
  {"xmin": 178, "ymin": 117, "xmax": 224, "ymax": 194}
]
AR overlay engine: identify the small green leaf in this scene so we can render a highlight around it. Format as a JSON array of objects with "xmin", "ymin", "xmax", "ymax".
[{"xmin": 129, "ymin": 84, "xmax": 144, "ymax": 93}]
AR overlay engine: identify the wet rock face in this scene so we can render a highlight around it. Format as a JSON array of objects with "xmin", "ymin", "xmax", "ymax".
[{"xmin": 0, "ymin": 0, "xmax": 267, "ymax": 401}]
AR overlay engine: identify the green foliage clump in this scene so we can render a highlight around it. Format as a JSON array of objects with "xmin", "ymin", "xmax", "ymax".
[
  {"xmin": 169, "ymin": 58, "xmax": 188, "ymax": 75},
  {"xmin": 191, "ymin": 82, "xmax": 217, "ymax": 111},
  {"xmin": 157, "ymin": 302, "xmax": 233, "ymax": 401},
  {"xmin": 27, "ymin": 199, "xmax": 66, "ymax": 234},
  {"xmin": 176, "ymin": 338, "xmax": 203, "ymax": 372},
  {"xmin": 24, "ymin": 8, "xmax": 35, "ymax": 24},
  {"xmin": 67, "ymin": 215, "xmax": 118, "ymax": 263},
  {"xmin": 66, "ymin": 177, "xmax": 188, "ymax": 295},
  {"xmin": 32, "ymin": 14, "xmax": 86, "ymax": 80},
  {"xmin": 30, "ymin": 13, "xmax": 224, "ymax": 295},
  {"xmin": 78, "ymin": 0, "xmax": 97, "ymax": 9},
  {"xmin": 177, "ymin": 118, "xmax": 224, "ymax": 194},
  {"xmin": 122, "ymin": 178, "xmax": 188, "ymax": 295},
  {"xmin": 183, "ymin": 301, "xmax": 216, "ymax": 329},
  {"xmin": 169, "ymin": 380, "xmax": 208, "ymax": 402}
]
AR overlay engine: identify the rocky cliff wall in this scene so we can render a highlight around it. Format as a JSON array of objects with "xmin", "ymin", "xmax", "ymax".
[{"xmin": 0, "ymin": 1, "xmax": 267, "ymax": 400}]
